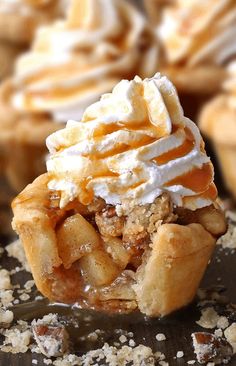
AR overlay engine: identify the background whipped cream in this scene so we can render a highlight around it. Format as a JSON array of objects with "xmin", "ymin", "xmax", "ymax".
[
  {"xmin": 159, "ymin": 0, "xmax": 236, "ymax": 66},
  {"xmin": 9, "ymin": 0, "xmax": 159, "ymax": 123},
  {"xmin": 0, "ymin": 0, "xmax": 62, "ymax": 16},
  {"xmin": 46, "ymin": 73, "xmax": 217, "ymax": 210}
]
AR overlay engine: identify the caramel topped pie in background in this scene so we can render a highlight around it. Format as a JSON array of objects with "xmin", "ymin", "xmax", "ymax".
[
  {"xmin": 12, "ymin": 74, "xmax": 226, "ymax": 317},
  {"xmin": 0, "ymin": 0, "xmax": 160, "ymax": 192},
  {"xmin": 158, "ymin": 0, "xmax": 236, "ymax": 95},
  {"xmin": 199, "ymin": 61, "xmax": 236, "ymax": 201},
  {"xmin": 0, "ymin": 0, "xmax": 68, "ymax": 79}
]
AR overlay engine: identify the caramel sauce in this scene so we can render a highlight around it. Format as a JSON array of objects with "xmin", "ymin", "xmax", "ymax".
[
  {"xmin": 165, "ymin": 163, "xmax": 213, "ymax": 193},
  {"xmin": 152, "ymin": 127, "xmax": 194, "ymax": 165},
  {"xmin": 182, "ymin": 182, "xmax": 218, "ymax": 206},
  {"xmin": 87, "ymin": 135, "xmax": 155, "ymax": 160},
  {"xmin": 196, "ymin": 183, "xmax": 218, "ymax": 201},
  {"xmin": 78, "ymin": 171, "xmax": 119, "ymax": 205},
  {"xmin": 154, "ymin": 138, "xmax": 194, "ymax": 165},
  {"xmin": 91, "ymin": 123, "xmax": 122, "ymax": 138},
  {"xmin": 79, "ymin": 177, "xmax": 94, "ymax": 205}
]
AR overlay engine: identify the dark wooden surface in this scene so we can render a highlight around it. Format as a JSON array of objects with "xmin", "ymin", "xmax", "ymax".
[{"xmin": 0, "ymin": 238, "xmax": 236, "ymax": 366}]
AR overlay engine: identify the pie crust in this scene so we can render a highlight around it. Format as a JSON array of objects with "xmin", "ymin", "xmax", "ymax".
[{"xmin": 12, "ymin": 173, "xmax": 226, "ymax": 317}]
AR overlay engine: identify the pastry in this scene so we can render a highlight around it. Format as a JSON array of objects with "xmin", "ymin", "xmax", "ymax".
[
  {"xmin": 158, "ymin": 0, "xmax": 236, "ymax": 93},
  {"xmin": 0, "ymin": 0, "xmax": 67, "ymax": 79},
  {"xmin": 156, "ymin": 0, "xmax": 236, "ymax": 118},
  {"xmin": 199, "ymin": 61, "xmax": 236, "ymax": 200},
  {"xmin": 12, "ymin": 73, "xmax": 226, "ymax": 317},
  {"xmin": 0, "ymin": 0, "xmax": 160, "ymax": 192}
]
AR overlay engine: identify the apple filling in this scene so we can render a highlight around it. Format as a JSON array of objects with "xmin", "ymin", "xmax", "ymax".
[{"xmin": 45, "ymin": 189, "xmax": 225, "ymax": 313}]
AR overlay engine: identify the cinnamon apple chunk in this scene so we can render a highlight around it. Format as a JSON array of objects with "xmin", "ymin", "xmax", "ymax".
[{"xmin": 56, "ymin": 213, "xmax": 100, "ymax": 269}]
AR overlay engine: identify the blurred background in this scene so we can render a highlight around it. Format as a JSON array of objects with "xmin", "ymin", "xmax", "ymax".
[{"xmin": 0, "ymin": 0, "xmax": 235, "ymax": 241}]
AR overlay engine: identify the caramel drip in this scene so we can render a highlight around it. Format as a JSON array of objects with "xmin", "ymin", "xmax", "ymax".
[
  {"xmin": 87, "ymin": 135, "xmax": 155, "ymax": 160},
  {"xmin": 165, "ymin": 163, "xmax": 213, "ymax": 193},
  {"xmin": 90, "ymin": 120, "xmax": 162, "ymax": 139},
  {"xmin": 152, "ymin": 127, "xmax": 194, "ymax": 165},
  {"xmin": 183, "ymin": 182, "xmax": 218, "ymax": 205},
  {"xmin": 79, "ymin": 171, "xmax": 119, "ymax": 205},
  {"xmin": 154, "ymin": 139, "xmax": 194, "ymax": 165},
  {"xmin": 200, "ymin": 182, "xmax": 218, "ymax": 200}
]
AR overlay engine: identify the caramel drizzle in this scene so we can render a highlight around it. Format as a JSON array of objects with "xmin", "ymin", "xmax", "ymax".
[
  {"xmin": 165, "ymin": 163, "xmax": 214, "ymax": 196},
  {"xmin": 153, "ymin": 137, "xmax": 194, "ymax": 165},
  {"xmin": 54, "ymin": 121, "xmax": 215, "ymax": 204},
  {"xmin": 86, "ymin": 135, "xmax": 156, "ymax": 160},
  {"xmin": 183, "ymin": 182, "xmax": 218, "ymax": 204}
]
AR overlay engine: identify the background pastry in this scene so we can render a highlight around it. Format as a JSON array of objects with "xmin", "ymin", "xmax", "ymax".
[
  {"xmin": 0, "ymin": 0, "xmax": 67, "ymax": 79},
  {"xmin": 0, "ymin": 0, "xmax": 160, "ymax": 192},
  {"xmin": 156, "ymin": 0, "xmax": 236, "ymax": 118},
  {"xmin": 12, "ymin": 74, "xmax": 226, "ymax": 317},
  {"xmin": 143, "ymin": 0, "xmax": 172, "ymax": 26},
  {"xmin": 199, "ymin": 61, "xmax": 236, "ymax": 200}
]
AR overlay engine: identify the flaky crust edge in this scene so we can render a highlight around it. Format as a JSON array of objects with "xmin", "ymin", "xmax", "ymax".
[
  {"xmin": 12, "ymin": 173, "xmax": 217, "ymax": 317},
  {"xmin": 134, "ymin": 223, "xmax": 215, "ymax": 317}
]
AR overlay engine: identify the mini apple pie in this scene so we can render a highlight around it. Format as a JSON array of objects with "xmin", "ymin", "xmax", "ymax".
[
  {"xmin": 12, "ymin": 74, "xmax": 226, "ymax": 317},
  {"xmin": 199, "ymin": 61, "xmax": 236, "ymax": 200},
  {"xmin": 158, "ymin": 0, "xmax": 236, "ymax": 95},
  {"xmin": 0, "ymin": 0, "xmax": 67, "ymax": 79},
  {"xmin": 154, "ymin": 0, "xmax": 236, "ymax": 119}
]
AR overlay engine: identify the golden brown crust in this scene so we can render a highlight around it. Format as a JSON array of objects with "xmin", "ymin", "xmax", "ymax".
[
  {"xmin": 134, "ymin": 223, "xmax": 215, "ymax": 317},
  {"xmin": 199, "ymin": 95, "xmax": 236, "ymax": 199},
  {"xmin": 161, "ymin": 65, "xmax": 226, "ymax": 94},
  {"xmin": 12, "ymin": 174, "xmax": 223, "ymax": 317},
  {"xmin": 12, "ymin": 174, "xmax": 62, "ymax": 299},
  {"xmin": 176, "ymin": 205, "xmax": 227, "ymax": 237},
  {"xmin": 199, "ymin": 95, "xmax": 236, "ymax": 146}
]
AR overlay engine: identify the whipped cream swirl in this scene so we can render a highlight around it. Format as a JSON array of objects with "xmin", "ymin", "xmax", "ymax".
[
  {"xmin": 46, "ymin": 73, "xmax": 217, "ymax": 210},
  {"xmin": 10, "ymin": 0, "xmax": 159, "ymax": 123},
  {"xmin": 159, "ymin": 0, "xmax": 236, "ymax": 66},
  {"xmin": 0, "ymin": 0, "xmax": 62, "ymax": 15}
]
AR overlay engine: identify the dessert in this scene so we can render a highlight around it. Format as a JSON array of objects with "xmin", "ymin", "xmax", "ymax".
[
  {"xmin": 158, "ymin": 0, "xmax": 236, "ymax": 94},
  {"xmin": 0, "ymin": 0, "xmax": 160, "ymax": 192},
  {"xmin": 12, "ymin": 73, "xmax": 226, "ymax": 317},
  {"xmin": 199, "ymin": 61, "xmax": 236, "ymax": 200},
  {"xmin": 0, "ymin": 0, "xmax": 67, "ymax": 79}
]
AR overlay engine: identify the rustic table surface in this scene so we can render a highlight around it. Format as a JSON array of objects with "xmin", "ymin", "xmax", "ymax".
[{"xmin": 0, "ymin": 235, "xmax": 235, "ymax": 366}]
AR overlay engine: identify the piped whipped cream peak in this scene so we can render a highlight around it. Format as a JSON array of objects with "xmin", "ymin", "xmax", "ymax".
[
  {"xmin": 10, "ymin": 0, "xmax": 159, "ymax": 123},
  {"xmin": 159, "ymin": 0, "xmax": 236, "ymax": 66},
  {"xmin": 46, "ymin": 73, "xmax": 217, "ymax": 210}
]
